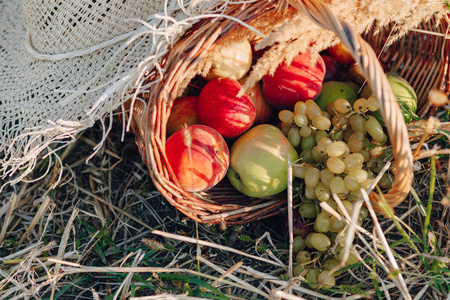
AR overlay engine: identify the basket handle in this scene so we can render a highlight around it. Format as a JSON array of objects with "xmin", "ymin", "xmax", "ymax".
[{"xmin": 290, "ymin": 0, "xmax": 414, "ymax": 212}]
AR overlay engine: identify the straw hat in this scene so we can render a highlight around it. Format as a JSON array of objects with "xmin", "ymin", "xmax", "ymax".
[
  {"xmin": 0, "ymin": 0, "xmax": 201, "ymax": 187},
  {"xmin": 0, "ymin": 0, "xmax": 446, "ymax": 189}
]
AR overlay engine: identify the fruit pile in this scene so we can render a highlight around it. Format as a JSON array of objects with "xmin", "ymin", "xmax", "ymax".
[{"xmin": 162, "ymin": 38, "xmax": 418, "ymax": 285}]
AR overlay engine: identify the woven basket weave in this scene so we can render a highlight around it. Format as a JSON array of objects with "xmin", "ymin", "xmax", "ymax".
[{"xmin": 127, "ymin": 0, "xmax": 447, "ymax": 225}]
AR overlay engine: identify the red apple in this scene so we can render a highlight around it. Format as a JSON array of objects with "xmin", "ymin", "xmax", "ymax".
[
  {"xmin": 328, "ymin": 41, "xmax": 354, "ymax": 65},
  {"xmin": 198, "ymin": 78, "xmax": 256, "ymax": 139},
  {"xmin": 262, "ymin": 51, "xmax": 326, "ymax": 110},
  {"xmin": 238, "ymin": 75, "xmax": 273, "ymax": 125},
  {"xmin": 165, "ymin": 124, "xmax": 230, "ymax": 192},
  {"xmin": 166, "ymin": 96, "xmax": 200, "ymax": 136}
]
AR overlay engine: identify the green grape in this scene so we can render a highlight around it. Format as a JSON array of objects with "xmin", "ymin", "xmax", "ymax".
[
  {"xmin": 318, "ymin": 271, "xmax": 336, "ymax": 288},
  {"xmin": 320, "ymin": 169, "xmax": 334, "ymax": 187},
  {"xmin": 347, "ymin": 139, "xmax": 363, "ymax": 153},
  {"xmin": 326, "ymin": 103, "xmax": 337, "ymax": 119},
  {"xmin": 315, "ymin": 212, "xmax": 331, "ymax": 233},
  {"xmin": 315, "ymin": 130, "xmax": 328, "ymax": 144},
  {"xmin": 324, "ymin": 199, "xmax": 337, "ymax": 211},
  {"xmin": 296, "ymin": 250, "xmax": 311, "ymax": 264},
  {"xmin": 329, "ymin": 176, "xmax": 347, "ymax": 194},
  {"xmin": 305, "ymin": 232, "xmax": 314, "ymax": 248},
  {"xmin": 279, "ymin": 110, "xmax": 295, "ymax": 124},
  {"xmin": 348, "ymin": 131, "xmax": 365, "ymax": 142},
  {"xmin": 306, "ymin": 269, "xmax": 320, "ymax": 289},
  {"xmin": 293, "ymin": 236, "xmax": 307, "ymax": 253},
  {"xmin": 293, "ymin": 264, "xmax": 306, "ymax": 277},
  {"xmin": 312, "ymin": 115, "xmax": 332, "ymax": 130},
  {"xmin": 315, "ymin": 182, "xmax": 331, "ymax": 201},
  {"xmin": 280, "ymin": 122, "xmax": 292, "ymax": 135},
  {"xmin": 344, "ymin": 175, "xmax": 360, "ymax": 191},
  {"xmin": 301, "ymin": 135, "xmax": 316, "ymax": 150},
  {"xmin": 310, "ymin": 233, "xmax": 331, "ymax": 251},
  {"xmin": 349, "ymin": 114, "xmax": 367, "ymax": 134},
  {"xmin": 299, "ymin": 203, "xmax": 318, "ymax": 218},
  {"xmin": 349, "ymin": 189, "xmax": 363, "ymax": 201},
  {"xmin": 300, "ymin": 125, "xmax": 312, "ymax": 137},
  {"xmin": 362, "ymin": 138, "xmax": 370, "ymax": 149},
  {"xmin": 305, "ymin": 185, "xmax": 317, "ymax": 200},
  {"xmin": 337, "ymin": 230, "xmax": 348, "ymax": 247},
  {"xmin": 294, "ymin": 101, "xmax": 307, "ymax": 115},
  {"xmin": 338, "ymin": 200, "xmax": 353, "ymax": 216},
  {"xmin": 348, "ymin": 169, "xmax": 368, "ymax": 183},
  {"xmin": 367, "ymin": 95, "xmax": 380, "ymax": 111},
  {"xmin": 361, "ymin": 178, "xmax": 374, "ymax": 191},
  {"xmin": 298, "ymin": 149, "xmax": 314, "ymax": 164},
  {"xmin": 293, "ymin": 163, "xmax": 311, "ymax": 178},
  {"xmin": 365, "ymin": 116, "xmax": 386, "ymax": 143},
  {"xmin": 294, "ymin": 113, "xmax": 309, "ymax": 127},
  {"xmin": 334, "ymin": 99, "xmax": 352, "ymax": 114},
  {"xmin": 312, "ymin": 146, "xmax": 324, "ymax": 162},
  {"xmin": 305, "ymin": 100, "xmax": 322, "ymax": 119},
  {"xmin": 344, "ymin": 153, "xmax": 364, "ymax": 170},
  {"xmin": 379, "ymin": 147, "xmax": 393, "ymax": 160},
  {"xmin": 353, "ymin": 98, "xmax": 368, "ymax": 113},
  {"xmin": 300, "ymin": 149, "xmax": 314, "ymax": 164},
  {"xmin": 378, "ymin": 133, "xmax": 388, "ymax": 145},
  {"xmin": 378, "ymin": 173, "xmax": 394, "ymax": 189},
  {"xmin": 317, "ymin": 137, "xmax": 333, "ymax": 154},
  {"xmin": 369, "ymin": 157, "xmax": 385, "ymax": 173},
  {"xmin": 343, "ymin": 127, "xmax": 355, "ymax": 143},
  {"xmin": 326, "ymin": 141, "xmax": 347, "ymax": 157},
  {"xmin": 359, "ymin": 206, "xmax": 368, "ymax": 220},
  {"xmin": 338, "ymin": 249, "xmax": 360, "ymax": 265},
  {"xmin": 340, "ymin": 143, "xmax": 350, "ymax": 158},
  {"xmin": 322, "ymin": 110, "xmax": 331, "ymax": 119},
  {"xmin": 358, "ymin": 149, "xmax": 370, "ymax": 162},
  {"xmin": 287, "ymin": 127, "xmax": 301, "ymax": 147},
  {"xmin": 305, "ymin": 167, "xmax": 320, "ymax": 187},
  {"xmin": 327, "ymin": 157, "xmax": 346, "ymax": 174},
  {"xmin": 323, "ymin": 258, "xmax": 343, "ymax": 276},
  {"xmin": 329, "ymin": 216, "xmax": 345, "ymax": 233}
]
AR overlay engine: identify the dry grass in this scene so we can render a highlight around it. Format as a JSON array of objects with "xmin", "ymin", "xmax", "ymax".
[{"xmin": 0, "ymin": 115, "xmax": 449, "ymax": 299}]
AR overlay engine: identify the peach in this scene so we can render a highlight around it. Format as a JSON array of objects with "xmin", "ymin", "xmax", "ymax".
[
  {"xmin": 165, "ymin": 124, "xmax": 230, "ymax": 192},
  {"xmin": 328, "ymin": 41, "xmax": 354, "ymax": 65}
]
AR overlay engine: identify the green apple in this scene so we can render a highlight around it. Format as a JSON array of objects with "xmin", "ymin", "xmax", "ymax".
[
  {"xmin": 363, "ymin": 72, "xmax": 418, "ymax": 125},
  {"xmin": 315, "ymin": 81, "xmax": 359, "ymax": 110},
  {"xmin": 227, "ymin": 124, "xmax": 298, "ymax": 198}
]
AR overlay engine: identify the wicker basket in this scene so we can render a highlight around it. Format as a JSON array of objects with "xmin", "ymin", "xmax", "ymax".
[
  {"xmin": 127, "ymin": 0, "xmax": 448, "ymax": 225},
  {"xmin": 363, "ymin": 17, "xmax": 450, "ymax": 118}
]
